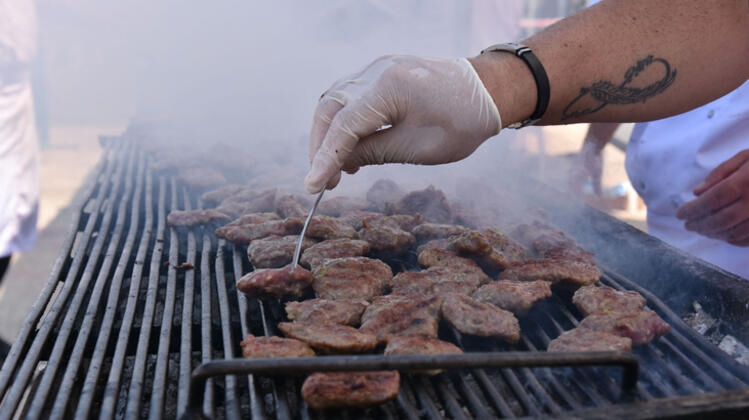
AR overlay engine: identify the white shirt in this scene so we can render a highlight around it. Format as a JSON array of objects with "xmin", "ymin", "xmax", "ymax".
[
  {"xmin": 625, "ymin": 82, "xmax": 749, "ymax": 279},
  {"xmin": 0, "ymin": 0, "xmax": 39, "ymax": 257}
]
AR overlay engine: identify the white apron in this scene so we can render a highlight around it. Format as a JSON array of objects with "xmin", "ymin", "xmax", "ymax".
[{"xmin": 625, "ymin": 82, "xmax": 749, "ymax": 279}]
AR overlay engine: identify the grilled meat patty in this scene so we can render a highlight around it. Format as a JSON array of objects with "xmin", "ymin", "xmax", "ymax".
[
  {"xmin": 215, "ymin": 218, "xmax": 303, "ymax": 245},
  {"xmin": 513, "ymin": 220, "xmax": 596, "ymax": 264},
  {"xmin": 300, "ymin": 238, "xmax": 371, "ymax": 269},
  {"xmin": 302, "ymin": 371, "xmax": 400, "ymax": 410},
  {"xmin": 360, "ymin": 294, "xmax": 442, "ymax": 344},
  {"xmin": 317, "ymin": 196, "xmax": 370, "ymax": 217},
  {"xmin": 578, "ymin": 309, "xmax": 670, "ymax": 345},
  {"xmin": 412, "ymin": 223, "xmax": 469, "ymax": 241},
  {"xmin": 275, "ymin": 194, "xmax": 308, "ymax": 218},
  {"xmin": 200, "ymin": 184, "xmax": 248, "ymax": 206},
  {"xmin": 441, "ymin": 293, "xmax": 520, "ymax": 343},
  {"xmin": 385, "ymin": 185, "xmax": 452, "ymax": 223},
  {"xmin": 415, "ymin": 238, "xmax": 450, "ymax": 255},
  {"xmin": 359, "ymin": 218, "xmax": 415, "ymax": 255},
  {"xmin": 240, "ymin": 335, "xmax": 316, "ymax": 358},
  {"xmin": 285, "ymin": 299, "xmax": 370, "ymax": 326},
  {"xmin": 572, "ymin": 285, "xmax": 647, "ymax": 316},
  {"xmin": 216, "ymin": 189, "xmax": 277, "ymax": 216},
  {"xmin": 339, "ymin": 210, "xmax": 383, "ymax": 230},
  {"xmin": 224, "ymin": 212, "xmax": 279, "ymax": 227},
  {"xmin": 384, "ymin": 335, "xmax": 463, "ymax": 375},
  {"xmin": 472, "ymin": 280, "xmax": 552, "ymax": 315},
  {"xmin": 306, "ymin": 215, "xmax": 358, "ymax": 240},
  {"xmin": 449, "ymin": 229, "xmax": 529, "ymax": 270},
  {"xmin": 277, "ymin": 322, "xmax": 377, "ymax": 354},
  {"xmin": 166, "ymin": 209, "xmax": 231, "ymax": 227},
  {"xmin": 499, "ymin": 258, "xmax": 601, "ymax": 287},
  {"xmin": 391, "ymin": 267, "xmax": 486, "ymax": 297},
  {"xmin": 417, "ymin": 248, "xmax": 486, "ymax": 273},
  {"xmin": 235, "ymin": 264, "xmax": 313, "ymax": 298},
  {"xmin": 547, "ymin": 328, "xmax": 633, "ymax": 352},
  {"xmin": 247, "ymin": 235, "xmax": 315, "ymax": 268},
  {"xmin": 312, "ymin": 257, "xmax": 393, "ymax": 301},
  {"xmin": 366, "ymin": 179, "xmax": 406, "ymax": 212}
]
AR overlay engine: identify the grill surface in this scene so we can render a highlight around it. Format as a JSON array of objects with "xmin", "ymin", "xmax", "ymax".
[{"xmin": 1, "ymin": 137, "xmax": 749, "ymax": 419}]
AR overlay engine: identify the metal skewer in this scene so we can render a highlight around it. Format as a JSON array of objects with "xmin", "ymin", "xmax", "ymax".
[{"xmin": 290, "ymin": 182, "xmax": 328, "ymax": 273}]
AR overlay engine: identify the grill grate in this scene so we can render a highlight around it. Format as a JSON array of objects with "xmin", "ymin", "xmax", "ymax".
[{"xmin": 1, "ymin": 138, "xmax": 749, "ymax": 419}]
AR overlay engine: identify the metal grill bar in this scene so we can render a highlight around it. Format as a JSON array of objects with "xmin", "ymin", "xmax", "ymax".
[{"xmin": 177, "ymin": 186, "xmax": 199, "ymax": 418}]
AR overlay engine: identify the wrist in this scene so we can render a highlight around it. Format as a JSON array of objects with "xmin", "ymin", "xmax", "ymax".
[{"xmin": 467, "ymin": 51, "xmax": 537, "ymax": 129}]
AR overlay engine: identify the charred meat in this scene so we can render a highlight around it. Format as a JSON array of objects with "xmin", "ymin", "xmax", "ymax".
[
  {"xmin": 285, "ymin": 298, "xmax": 369, "ymax": 326},
  {"xmin": 306, "ymin": 215, "xmax": 358, "ymax": 240},
  {"xmin": 240, "ymin": 335, "xmax": 316, "ymax": 358},
  {"xmin": 499, "ymin": 258, "xmax": 601, "ymax": 287},
  {"xmin": 300, "ymin": 238, "xmax": 371, "ymax": 269},
  {"xmin": 247, "ymin": 235, "xmax": 316, "ymax": 268},
  {"xmin": 441, "ymin": 293, "xmax": 520, "ymax": 343},
  {"xmin": 235, "ymin": 264, "xmax": 313, "ymax": 298},
  {"xmin": 384, "ymin": 336, "xmax": 463, "ymax": 375},
  {"xmin": 385, "ymin": 185, "xmax": 452, "ymax": 223},
  {"xmin": 359, "ymin": 218, "xmax": 415, "ymax": 255},
  {"xmin": 449, "ymin": 229, "xmax": 530, "ymax": 271},
  {"xmin": 412, "ymin": 223, "xmax": 469, "ymax": 241},
  {"xmin": 547, "ymin": 328, "xmax": 633, "ymax": 352},
  {"xmin": 415, "ymin": 238, "xmax": 450, "ymax": 255},
  {"xmin": 572, "ymin": 285, "xmax": 647, "ymax": 316},
  {"xmin": 277, "ymin": 322, "xmax": 377, "ymax": 354},
  {"xmin": 166, "ymin": 209, "xmax": 231, "ymax": 227},
  {"xmin": 311, "ymin": 257, "xmax": 393, "ymax": 301},
  {"xmin": 391, "ymin": 267, "xmax": 484, "ymax": 297},
  {"xmin": 216, "ymin": 218, "xmax": 303, "ymax": 245},
  {"xmin": 359, "ymin": 294, "xmax": 442, "ymax": 344},
  {"xmin": 472, "ymin": 280, "xmax": 552, "ymax": 315},
  {"xmin": 301, "ymin": 371, "xmax": 400, "ymax": 410},
  {"xmin": 339, "ymin": 210, "xmax": 383, "ymax": 230},
  {"xmin": 578, "ymin": 309, "xmax": 670, "ymax": 345}
]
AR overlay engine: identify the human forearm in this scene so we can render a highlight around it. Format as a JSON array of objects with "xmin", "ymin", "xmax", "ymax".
[{"xmin": 470, "ymin": 0, "xmax": 749, "ymax": 127}]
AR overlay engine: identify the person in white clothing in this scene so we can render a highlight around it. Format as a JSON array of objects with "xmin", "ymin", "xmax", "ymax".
[
  {"xmin": 574, "ymin": 82, "xmax": 749, "ymax": 279},
  {"xmin": 0, "ymin": 0, "xmax": 40, "ymax": 283}
]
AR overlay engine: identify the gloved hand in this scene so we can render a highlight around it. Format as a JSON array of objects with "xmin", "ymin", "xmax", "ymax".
[{"xmin": 305, "ymin": 55, "xmax": 502, "ymax": 193}]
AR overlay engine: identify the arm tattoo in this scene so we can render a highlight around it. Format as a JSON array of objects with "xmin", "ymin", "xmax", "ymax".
[{"xmin": 562, "ymin": 55, "xmax": 677, "ymax": 120}]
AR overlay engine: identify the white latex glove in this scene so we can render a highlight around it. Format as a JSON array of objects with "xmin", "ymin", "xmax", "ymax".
[{"xmin": 305, "ymin": 55, "xmax": 502, "ymax": 193}]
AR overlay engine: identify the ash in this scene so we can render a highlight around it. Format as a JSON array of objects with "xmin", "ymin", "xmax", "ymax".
[{"xmin": 683, "ymin": 301, "xmax": 749, "ymax": 366}]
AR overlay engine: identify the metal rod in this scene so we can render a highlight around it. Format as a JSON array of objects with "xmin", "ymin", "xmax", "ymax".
[
  {"xmin": 290, "ymin": 182, "xmax": 327, "ymax": 272},
  {"xmin": 181, "ymin": 352, "xmax": 639, "ymax": 419}
]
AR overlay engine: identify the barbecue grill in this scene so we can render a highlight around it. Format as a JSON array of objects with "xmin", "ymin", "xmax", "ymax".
[{"xmin": 1, "ymin": 135, "xmax": 749, "ymax": 419}]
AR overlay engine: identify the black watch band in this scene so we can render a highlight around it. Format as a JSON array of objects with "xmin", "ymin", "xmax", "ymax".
[{"xmin": 480, "ymin": 42, "xmax": 550, "ymax": 128}]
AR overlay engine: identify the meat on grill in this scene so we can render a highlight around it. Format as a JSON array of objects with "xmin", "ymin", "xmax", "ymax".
[
  {"xmin": 339, "ymin": 210, "xmax": 383, "ymax": 230},
  {"xmin": 166, "ymin": 209, "xmax": 231, "ymax": 227},
  {"xmin": 177, "ymin": 167, "xmax": 227, "ymax": 191},
  {"xmin": 216, "ymin": 189, "xmax": 277, "ymax": 217},
  {"xmin": 472, "ymin": 280, "xmax": 552, "ymax": 315},
  {"xmin": 224, "ymin": 212, "xmax": 279, "ymax": 227},
  {"xmin": 417, "ymin": 248, "xmax": 486, "ymax": 275},
  {"xmin": 240, "ymin": 335, "xmax": 316, "ymax": 358},
  {"xmin": 359, "ymin": 294, "xmax": 442, "ymax": 344},
  {"xmin": 415, "ymin": 238, "xmax": 450, "ymax": 255},
  {"xmin": 200, "ymin": 184, "xmax": 248, "ymax": 206},
  {"xmin": 247, "ymin": 235, "xmax": 316, "ymax": 268},
  {"xmin": 366, "ymin": 179, "xmax": 405, "ymax": 212},
  {"xmin": 384, "ymin": 335, "xmax": 463, "ymax": 375},
  {"xmin": 235, "ymin": 264, "xmax": 313, "ymax": 298},
  {"xmin": 391, "ymin": 267, "xmax": 484, "ymax": 297},
  {"xmin": 412, "ymin": 223, "xmax": 469, "ymax": 241},
  {"xmin": 449, "ymin": 229, "xmax": 530, "ymax": 271},
  {"xmin": 359, "ymin": 218, "xmax": 415, "ymax": 255},
  {"xmin": 378, "ymin": 214, "xmax": 424, "ymax": 231},
  {"xmin": 306, "ymin": 215, "xmax": 358, "ymax": 240},
  {"xmin": 547, "ymin": 328, "xmax": 633, "ymax": 352},
  {"xmin": 311, "ymin": 257, "xmax": 393, "ymax": 301},
  {"xmin": 275, "ymin": 194, "xmax": 309, "ymax": 218},
  {"xmin": 499, "ymin": 258, "xmax": 601, "ymax": 287},
  {"xmin": 385, "ymin": 185, "xmax": 452, "ymax": 223},
  {"xmin": 513, "ymin": 220, "xmax": 596, "ymax": 264},
  {"xmin": 317, "ymin": 196, "xmax": 370, "ymax": 217},
  {"xmin": 277, "ymin": 322, "xmax": 377, "ymax": 354},
  {"xmin": 578, "ymin": 309, "xmax": 670, "ymax": 345},
  {"xmin": 572, "ymin": 284, "xmax": 647, "ymax": 316},
  {"xmin": 441, "ymin": 293, "xmax": 520, "ymax": 343},
  {"xmin": 285, "ymin": 298, "xmax": 370, "ymax": 326},
  {"xmin": 300, "ymin": 238, "xmax": 371, "ymax": 269},
  {"xmin": 301, "ymin": 371, "xmax": 400, "ymax": 410},
  {"xmin": 216, "ymin": 218, "xmax": 303, "ymax": 245}
]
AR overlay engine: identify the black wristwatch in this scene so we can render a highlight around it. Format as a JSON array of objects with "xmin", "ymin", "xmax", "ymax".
[{"xmin": 480, "ymin": 42, "xmax": 550, "ymax": 129}]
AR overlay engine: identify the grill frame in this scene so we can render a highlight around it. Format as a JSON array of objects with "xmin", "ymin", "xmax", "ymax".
[{"xmin": 1, "ymin": 136, "xmax": 748, "ymax": 419}]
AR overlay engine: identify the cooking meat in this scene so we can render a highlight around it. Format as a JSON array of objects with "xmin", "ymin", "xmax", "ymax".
[
  {"xmin": 216, "ymin": 189, "xmax": 277, "ymax": 216},
  {"xmin": 412, "ymin": 223, "xmax": 469, "ymax": 241},
  {"xmin": 339, "ymin": 210, "xmax": 383, "ymax": 230},
  {"xmin": 240, "ymin": 335, "xmax": 316, "ymax": 358},
  {"xmin": 221, "ymin": 188, "xmax": 274, "ymax": 206},
  {"xmin": 300, "ymin": 238, "xmax": 371, "ymax": 269},
  {"xmin": 200, "ymin": 184, "xmax": 248, "ymax": 206},
  {"xmin": 216, "ymin": 218, "xmax": 303, "ymax": 245},
  {"xmin": 417, "ymin": 248, "xmax": 485, "ymax": 273},
  {"xmin": 306, "ymin": 215, "xmax": 358, "ymax": 240},
  {"xmin": 359, "ymin": 218, "xmax": 415, "ymax": 255},
  {"xmin": 317, "ymin": 196, "xmax": 370, "ymax": 217},
  {"xmin": 176, "ymin": 167, "xmax": 226, "ymax": 191},
  {"xmin": 247, "ymin": 235, "xmax": 316, "ymax": 268},
  {"xmin": 384, "ymin": 335, "xmax": 463, "ymax": 375},
  {"xmin": 499, "ymin": 258, "xmax": 601, "ymax": 287},
  {"xmin": 275, "ymin": 194, "xmax": 309, "ymax": 218},
  {"xmin": 385, "ymin": 185, "xmax": 452, "ymax": 223},
  {"xmin": 547, "ymin": 328, "xmax": 633, "ymax": 352},
  {"xmin": 449, "ymin": 229, "xmax": 530, "ymax": 271},
  {"xmin": 235, "ymin": 264, "xmax": 313, "ymax": 298},
  {"xmin": 572, "ymin": 285, "xmax": 647, "ymax": 316},
  {"xmin": 512, "ymin": 220, "xmax": 595, "ymax": 264},
  {"xmin": 285, "ymin": 298, "xmax": 369, "ymax": 326},
  {"xmin": 224, "ymin": 212, "xmax": 279, "ymax": 227},
  {"xmin": 391, "ymin": 267, "xmax": 484, "ymax": 297},
  {"xmin": 359, "ymin": 294, "xmax": 442, "ymax": 344},
  {"xmin": 472, "ymin": 280, "xmax": 552, "ymax": 315},
  {"xmin": 366, "ymin": 179, "xmax": 405, "ymax": 212},
  {"xmin": 311, "ymin": 257, "xmax": 393, "ymax": 301},
  {"xmin": 166, "ymin": 209, "xmax": 231, "ymax": 227},
  {"xmin": 578, "ymin": 309, "xmax": 670, "ymax": 345},
  {"xmin": 381, "ymin": 214, "xmax": 424, "ymax": 231},
  {"xmin": 301, "ymin": 371, "xmax": 400, "ymax": 410},
  {"xmin": 277, "ymin": 322, "xmax": 377, "ymax": 354},
  {"xmin": 441, "ymin": 293, "xmax": 520, "ymax": 343},
  {"xmin": 415, "ymin": 238, "xmax": 450, "ymax": 255}
]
